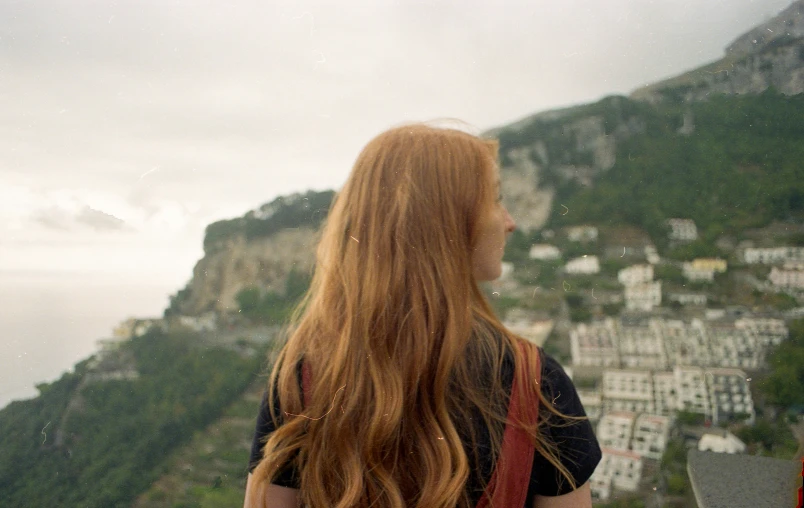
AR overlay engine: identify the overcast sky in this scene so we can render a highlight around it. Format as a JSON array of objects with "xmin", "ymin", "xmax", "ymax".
[{"xmin": 0, "ymin": 0, "xmax": 793, "ymax": 287}]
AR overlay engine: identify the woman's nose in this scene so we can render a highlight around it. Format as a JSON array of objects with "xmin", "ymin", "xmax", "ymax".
[{"xmin": 504, "ymin": 209, "xmax": 516, "ymax": 233}]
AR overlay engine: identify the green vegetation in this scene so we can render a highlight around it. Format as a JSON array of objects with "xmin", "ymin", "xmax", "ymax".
[
  {"xmin": 665, "ymin": 240, "xmax": 725, "ymax": 261},
  {"xmin": 595, "ymin": 498, "xmax": 647, "ymax": 508},
  {"xmin": 236, "ymin": 269, "xmax": 311, "ymax": 325},
  {"xmin": 132, "ymin": 380, "xmax": 268, "ymax": 508},
  {"xmin": 8, "ymin": 63, "xmax": 804, "ymax": 508},
  {"xmin": 653, "ymin": 264, "xmax": 684, "ymax": 285},
  {"xmin": 760, "ymin": 319, "xmax": 804, "ymax": 410},
  {"xmin": 659, "ymin": 438, "xmax": 691, "ymax": 497},
  {"xmin": 497, "ymin": 91, "xmax": 804, "ymax": 242},
  {"xmin": 566, "ymin": 293, "xmax": 592, "ymax": 323},
  {"xmin": 675, "ymin": 410, "xmax": 705, "ymax": 426},
  {"xmin": 502, "ymin": 229, "xmax": 537, "ymax": 263},
  {"xmin": 512, "ymin": 259, "xmax": 563, "ymax": 289},
  {"xmin": 203, "ymin": 191, "xmax": 334, "ymax": 254},
  {"xmin": 0, "ymin": 330, "xmax": 266, "ymax": 507},
  {"xmin": 735, "ymin": 417, "xmax": 799, "ymax": 459}
]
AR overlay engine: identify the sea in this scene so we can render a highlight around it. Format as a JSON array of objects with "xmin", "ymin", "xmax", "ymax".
[{"xmin": 0, "ymin": 270, "xmax": 179, "ymax": 409}]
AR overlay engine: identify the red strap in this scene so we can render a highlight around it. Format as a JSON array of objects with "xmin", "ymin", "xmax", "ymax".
[{"xmin": 476, "ymin": 341, "xmax": 540, "ymax": 508}]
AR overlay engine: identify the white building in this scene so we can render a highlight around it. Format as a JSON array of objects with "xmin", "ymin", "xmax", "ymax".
[
  {"xmin": 590, "ymin": 475, "xmax": 613, "ymax": 502},
  {"xmin": 682, "ymin": 262, "xmax": 715, "ymax": 282},
  {"xmin": 593, "ymin": 448, "xmax": 644, "ymax": 493},
  {"xmin": 565, "ymin": 255, "xmax": 600, "ymax": 275},
  {"xmin": 113, "ymin": 317, "xmax": 161, "ymax": 340},
  {"xmin": 707, "ymin": 368, "xmax": 755, "ymax": 425},
  {"xmin": 578, "ymin": 389, "xmax": 603, "ymax": 422},
  {"xmin": 178, "ymin": 312, "xmax": 218, "ymax": 333},
  {"xmin": 597, "ymin": 411, "xmax": 636, "ymax": 450},
  {"xmin": 618, "ymin": 264, "xmax": 654, "ymax": 286},
  {"xmin": 644, "ymin": 245, "xmax": 661, "ymax": 265},
  {"xmin": 784, "ymin": 260, "xmax": 804, "ymax": 270},
  {"xmin": 652, "ymin": 371, "xmax": 679, "ymax": 416},
  {"xmin": 674, "ymin": 366, "xmax": 711, "ymax": 416},
  {"xmin": 742, "ymin": 246, "xmax": 804, "ymax": 265},
  {"xmin": 529, "ymin": 243, "xmax": 561, "ymax": 260},
  {"xmin": 698, "ymin": 430, "xmax": 746, "ymax": 454},
  {"xmin": 669, "ymin": 293, "xmax": 708, "ymax": 306},
  {"xmin": 734, "ymin": 317, "xmax": 788, "ymax": 349},
  {"xmin": 618, "ymin": 319, "xmax": 667, "ymax": 370},
  {"xmin": 570, "ymin": 319, "xmax": 619, "ymax": 367},
  {"xmin": 624, "ymin": 281, "xmax": 662, "ymax": 312},
  {"xmin": 660, "ymin": 319, "xmax": 711, "ymax": 367},
  {"xmin": 692, "ymin": 258, "xmax": 728, "ymax": 273},
  {"xmin": 769, "ymin": 266, "xmax": 804, "ymax": 289},
  {"xmin": 705, "ymin": 323, "xmax": 759, "ymax": 370},
  {"xmin": 602, "ymin": 370, "xmax": 654, "ymax": 414},
  {"xmin": 567, "ymin": 225, "xmax": 599, "ymax": 242},
  {"xmin": 631, "ymin": 414, "xmax": 671, "ymax": 460},
  {"xmin": 666, "ymin": 218, "xmax": 698, "ymax": 242},
  {"xmin": 503, "ymin": 311, "xmax": 554, "ymax": 347}
]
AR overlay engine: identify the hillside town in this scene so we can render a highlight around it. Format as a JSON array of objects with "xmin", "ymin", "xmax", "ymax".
[
  {"xmin": 96, "ymin": 215, "xmax": 804, "ymax": 505},
  {"xmin": 495, "ymin": 219, "xmax": 804, "ymax": 503}
]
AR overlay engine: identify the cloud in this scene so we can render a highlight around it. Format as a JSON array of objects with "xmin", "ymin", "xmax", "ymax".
[
  {"xmin": 31, "ymin": 206, "xmax": 75, "ymax": 232},
  {"xmin": 75, "ymin": 206, "xmax": 129, "ymax": 232},
  {"xmin": 0, "ymin": 0, "xmax": 795, "ymax": 275},
  {"xmin": 29, "ymin": 203, "xmax": 129, "ymax": 233},
  {"xmin": 0, "ymin": 179, "xmax": 220, "ymax": 239}
]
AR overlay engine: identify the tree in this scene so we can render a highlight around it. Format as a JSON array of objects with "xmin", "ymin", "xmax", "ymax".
[
  {"xmin": 236, "ymin": 287, "xmax": 261, "ymax": 313},
  {"xmin": 760, "ymin": 319, "xmax": 804, "ymax": 409}
]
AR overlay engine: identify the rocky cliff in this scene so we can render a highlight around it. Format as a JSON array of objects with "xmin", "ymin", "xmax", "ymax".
[
  {"xmin": 632, "ymin": 1, "xmax": 804, "ymax": 103},
  {"xmin": 174, "ymin": 2, "xmax": 804, "ymax": 317},
  {"xmin": 726, "ymin": 0, "xmax": 804, "ymax": 57},
  {"xmin": 171, "ymin": 191, "xmax": 332, "ymax": 316},
  {"xmin": 178, "ymin": 227, "xmax": 318, "ymax": 315},
  {"xmin": 499, "ymin": 1, "xmax": 804, "ymax": 231},
  {"xmin": 496, "ymin": 98, "xmax": 647, "ymax": 232}
]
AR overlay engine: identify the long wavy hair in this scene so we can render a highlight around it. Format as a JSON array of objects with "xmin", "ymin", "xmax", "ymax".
[{"xmin": 249, "ymin": 124, "xmax": 576, "ymax": 507}]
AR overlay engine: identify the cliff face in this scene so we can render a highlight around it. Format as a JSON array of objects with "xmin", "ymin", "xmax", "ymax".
[
  {"xmin": 178, "ymin": 227, "xmax": 319, "ymax": 315},
  {"xmin": 633, "ymin": 38, "xmax": 804, "ymax": 104},
  {"xmin": 499, "ymin": 2, "xmax": 804, "ymax": 232},
  {"xmin": 726, "ymin": 0, "xmax": 804, "ymax": 57},
  {"xmin": 175, "ymin": 2, "xmax": 804, "ymax": 316},
  {"xmin": 498, "ymin": 104, "xmax": 646, "ymax": 232},
  {"xmin": 500, "ymin": 146, "xmax": 555, "ymax": 232},
  {"xmin": 632, "ymin": 1, "xmax": 804, "ymax": 103}
]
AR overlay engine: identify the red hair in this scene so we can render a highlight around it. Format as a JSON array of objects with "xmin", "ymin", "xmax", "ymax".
[{"xmin": 249, "ymin": 124, "xmax": 575, "ymax": 507}]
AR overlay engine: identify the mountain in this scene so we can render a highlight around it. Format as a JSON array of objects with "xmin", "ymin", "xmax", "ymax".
[
  {"xmin": 2, "ymin": 4, "xmax": 804, "ymax": 507},
  {"xmin": 633, "ymin": 0, "xmax": 804, "ymax": 102},
  {"xmin": 496, "ymin": 91, "xmax": 804, "ymax": 243},
  {"xmin": 168, "ymin": 191, "xmax": 333, "ymax": 316},
  {"xmin": 172, "ymin": 2, "xmax": 804, "ymax": 318},
  {"xmin": 496, "ymin": 0, "xmax": 804, "ymax": 235}
]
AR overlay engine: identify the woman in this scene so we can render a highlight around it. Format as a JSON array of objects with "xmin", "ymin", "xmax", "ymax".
[{"xmin": 245, "ymin": 124, "xmax": 601, "ymax": 508}]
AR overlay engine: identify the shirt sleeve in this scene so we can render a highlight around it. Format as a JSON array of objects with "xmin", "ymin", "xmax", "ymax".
[
  {"xmin": 527, "ymin": 351, "xmax": 602, "ymax": 497},
  {"xmin": 247, "ymin": 378, "xmax": 301, "ymax": 488}
]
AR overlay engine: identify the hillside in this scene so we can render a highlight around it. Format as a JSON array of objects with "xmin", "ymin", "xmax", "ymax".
[
  {"xmin": 0, "ymin": 327, "xmax": 275, "ymax": 507},
  {"xmin": 2, "ymin": 3, "xmax": 804, "ymax": 507},
  {"xmin": 496, "ymin": 90, "xmax": 804, "ymax": 243},
  {"xmin": 631, "ymin": 0, "xmax": 804, "ymax": 102}
]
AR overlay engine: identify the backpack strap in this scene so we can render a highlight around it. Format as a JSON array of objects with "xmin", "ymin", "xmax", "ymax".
[{"xmin": 476, "ymin": 340, "xmax": 541, "ymax": 508}]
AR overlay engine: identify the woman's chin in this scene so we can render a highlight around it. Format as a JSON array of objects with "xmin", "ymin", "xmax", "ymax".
[{"xmin": 474, "ymin": 267, "xmax": 501, "ymax": 282}]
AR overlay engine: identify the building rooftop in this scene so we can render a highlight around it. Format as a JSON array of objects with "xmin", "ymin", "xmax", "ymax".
[{"xmin": 687, "ymin": 449, "xmax": 800, "ymax": 508}]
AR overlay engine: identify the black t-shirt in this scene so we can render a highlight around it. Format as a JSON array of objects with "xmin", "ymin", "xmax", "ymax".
[{"xmin": 248, "ymin": 347, "xmax": 601, "ymax": 506}]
